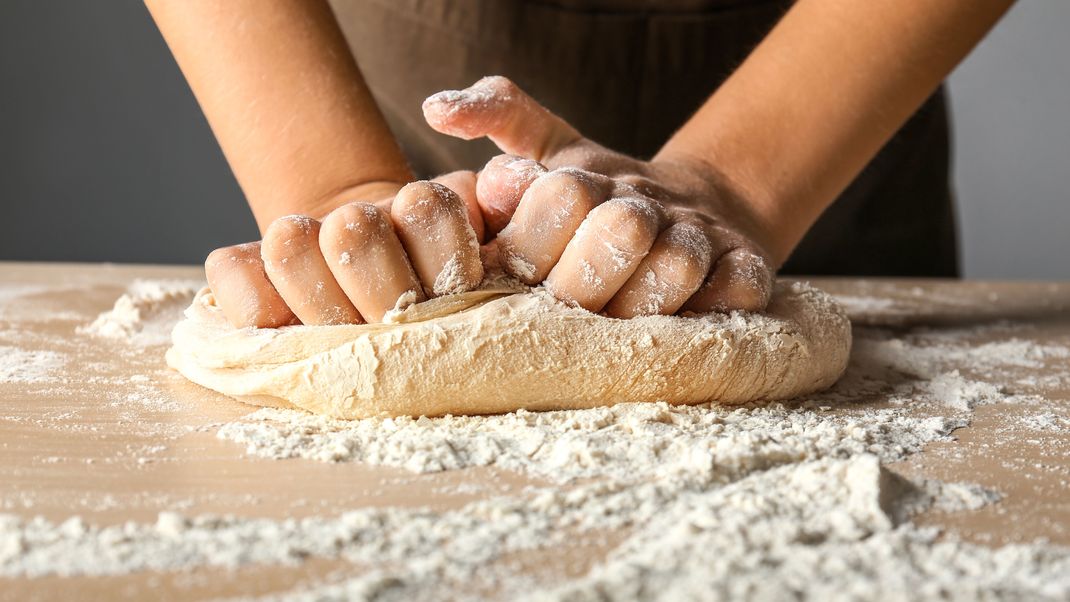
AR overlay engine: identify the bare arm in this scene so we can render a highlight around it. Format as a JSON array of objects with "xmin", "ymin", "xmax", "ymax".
[
  {"xmin": 147, "ymin": 0, "xmax": 486, "ymax": 330},
  {"xmin": 145, "ymin": 0, "xmax": 412, "ymax": 230},
  {"xmin": 658, "ymin": 0, "xmax": 1014, "ymax": 264}
]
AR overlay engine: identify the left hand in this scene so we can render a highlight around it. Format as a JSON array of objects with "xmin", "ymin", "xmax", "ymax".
[{"xmin": 423, "ymin": 76, "xmax": 776, "ymax": 318}]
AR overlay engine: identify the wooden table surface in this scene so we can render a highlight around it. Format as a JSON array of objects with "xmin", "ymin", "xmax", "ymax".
[{"xmin": 0, "ymin": 262, "xmax": 1068, "ymax": 600}]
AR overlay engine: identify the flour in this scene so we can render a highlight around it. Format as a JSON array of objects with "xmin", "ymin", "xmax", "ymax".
[
  {"xmin": 502, "ymin": 252, "xmax": 537, "ymax": 283},
  {"xmin": 431, "ymin": 253, "xmax": 467, "ymax": 296},
  {"xmin": 211, "ymin": 321, "xmax": 1061, "ymax": 479},
  {"xmin": 5, "ymin": 285, "xmax": 1070, "ymax": 600},
  {"xmin": 208, "ymin": 316, "xmax": 1069, "ymax": 599},
  {"xmin": 923, "ymin": 370, "xmax": 1005, "ymax": 410},
  {"xmin": 0, "ymin": 346, "xmax": 66, "ymax": 384},
  {"xmin": 216, "ymin": 402, "xmax": 957, "ymax": 485},
  {"xmin": 5, "ymin": 456, "xmax": 1063, "ymax": 600},
  {"xmin": 1016, "ymin": 410, "xmax": 1070, "ymax": 433},
  {"xmin": 79, "ymin": 279, "xmax": 204, "ymax": 346}
]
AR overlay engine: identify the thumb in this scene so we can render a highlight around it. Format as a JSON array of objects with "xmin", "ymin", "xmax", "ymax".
[{"xmin": 422, "ymin": 76, "xmax": 581, "ymax": 164}]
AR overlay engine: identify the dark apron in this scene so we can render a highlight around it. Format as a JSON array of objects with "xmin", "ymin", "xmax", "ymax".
[{"xmin": 330, "ymin": 0, "xmax": 959, "ymax": 277}]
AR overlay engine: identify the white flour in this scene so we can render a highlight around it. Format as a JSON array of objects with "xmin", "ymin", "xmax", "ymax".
[
  {"xmin": 213, "ymin": 322, "xmax": 1067, "ymax": 479},
  {"xmin": 78, "ymin": 279, "xmax": 203, "ymax": 346},
  {"xmin": 0, "ymin": 346, "xmax": 67, "ymax": 384},
  {"xmin": 3, "ymin": 282, "xmax": 1070, "ymax": 601},
  {"xmin": 216, "ymin": 402, "xmax": 955, "ymax": 484},
  {"xmin": 1016, "ymin": 410, "xmax": 1070, "ymax": 433}
]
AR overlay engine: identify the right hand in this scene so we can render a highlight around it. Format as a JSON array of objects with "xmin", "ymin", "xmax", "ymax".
[
  {"xmin": 205, "ymin": 173, "xmax": 485, "ymax": 328},
  {"xmin": 423, "ymin": 77, "xmax": 777, "ymax": 318}
]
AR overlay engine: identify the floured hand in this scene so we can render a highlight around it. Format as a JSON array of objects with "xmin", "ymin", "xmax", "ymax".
[
  {"xmin": 423, "ymin": 76, "xmax": 777, "ymax": 318},
  {"xmin": 204, "ymin": 176, "xmax": 485, "ymax": 328}
]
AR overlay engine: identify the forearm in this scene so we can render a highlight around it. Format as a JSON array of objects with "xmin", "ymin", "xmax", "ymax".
[
  {"xmin": 145, "ymin": 0, "xmax": 411, "ymax": 230},
  {"xmin": 658, "ymin": 0, "xmax": 1013, "ymax": 265}
]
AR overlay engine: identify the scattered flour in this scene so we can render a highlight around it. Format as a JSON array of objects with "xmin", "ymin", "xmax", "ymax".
[
  {"xmin": 0, "ymin": 346, "xmax": 66, "ymax": 384},
  {"xmin": 4, "ymin": 282, "xmax": 1070, "ymax": 600},
  {"xmin": 431, "ymin": 253, "xmax": 467, "ymax": 296},
  {"xmin": 216, "ymin": 402, "xmax": 957, "ymax": 484},
  {"xmin": 213, "ymin": 323, "xmax": 1066, "ymax": 479},
  {"xmin": 3, "ymin": 456, "xmax": 1064, "ymax": 600},
  {"xmin": 1016, "ymin": 410, "xmax": 1070, "ymax": 433},
  {"xmin": 78, "ymin": 279, "xmax": 202, "ymax": 346},
  {"xmin": 502, "ymin": 252, "xmax": 537, "ymax": 283}
]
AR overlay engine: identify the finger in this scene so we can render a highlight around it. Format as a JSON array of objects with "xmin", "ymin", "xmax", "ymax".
[
  {"xmin": 261, "ymin": 216, "xmax": 362, "ymax": 325},
  {"xmin": 603, "ymin": 222, "xmax": 714, "ymax": 318},
  {"xmin": 476, "ymin": 154, "xmax": 548, "ymax": 235},
  {"xmin": 432, "ymin": 170, "xmax": 485, "ymax": 243},
  {"xmin": 320, "ymin": 202, "xmax": 425, "ymax": 323},
  {"xmin": 682, "ymin": 246, "xmax": 774, "ymax": 313},
  {"xmin": 545, "ymin": 197, "xmax": 664, "ymax": 313},
  {"xmin": 422, "ymin": 76, "xmax": 581, "ymax": 163},
  {"xmin": 611, "ymin": 175, "xmax": 671, "ymax": 201},
  {"xmin": 497, "ymin": 168, "xmax": 610, "ymax": 284},
  {"xmin": 391, "ymin": 181, "xmax": 484, "ymax": 296},
  {"xmin": 204, "ymin": 242, "xmax": 296, "ymax": 329}
]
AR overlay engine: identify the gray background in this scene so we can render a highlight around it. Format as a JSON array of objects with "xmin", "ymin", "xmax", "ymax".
[{"xmin": 1, "ymin": 1, "xmax": 1066, "ymax": 278}]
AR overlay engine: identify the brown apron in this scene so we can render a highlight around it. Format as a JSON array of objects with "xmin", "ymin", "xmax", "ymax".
[{"xmin": 330, "ymin": 0, "xmax": 959, "ymax": 277}]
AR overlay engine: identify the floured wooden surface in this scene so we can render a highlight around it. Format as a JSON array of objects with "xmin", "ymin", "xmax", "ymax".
[{"xmin": 0, "ymin": 262, "xmax": 1068, "ymax": 600}]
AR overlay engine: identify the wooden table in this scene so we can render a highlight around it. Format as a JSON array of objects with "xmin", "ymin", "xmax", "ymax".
[{"xmin": 0, "ymin": 262, "xmax": 1067, "ymax": 600}]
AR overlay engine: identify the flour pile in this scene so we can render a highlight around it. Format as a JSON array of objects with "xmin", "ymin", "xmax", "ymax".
[
  {"xmin": 3, "ymin": 281, "xmax": 1070, "ymax": 600},
  {"xmin": 217, "ymin": 402, "xmax": 954, "ymax": 483},
  {"xmin": 79, "ymin": 279, "xmax": 203, "ymax": 346}
]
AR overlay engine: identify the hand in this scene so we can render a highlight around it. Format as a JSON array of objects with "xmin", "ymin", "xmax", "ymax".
[
  {"xmin": 423, "ymin": 76, "xmax": 776, "ymax": 318},
  {"xmin": 204, "ymin": 174, "xmax": 486, "ymax": 328}
]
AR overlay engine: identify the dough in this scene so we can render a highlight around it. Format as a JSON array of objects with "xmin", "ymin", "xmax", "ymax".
[{"xmin": 166, "ymin": 280, "xmax": 851, "ymax": 419}]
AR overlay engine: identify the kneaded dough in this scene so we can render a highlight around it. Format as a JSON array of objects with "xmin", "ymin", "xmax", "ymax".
[{"xmin": 166, "ymin": 280, "xmax": 851, "ymax": 419}]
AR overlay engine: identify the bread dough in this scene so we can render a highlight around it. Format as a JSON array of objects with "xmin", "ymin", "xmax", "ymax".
[{"xmin": 166, "ymin": 280, "xmax": 851, "ymax": 419}]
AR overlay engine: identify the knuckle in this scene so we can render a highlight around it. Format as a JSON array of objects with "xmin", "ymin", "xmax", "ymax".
[
  {"xmin": 263, "ymin": 215, "xmax": 318, "ymax": 246},
  {"xmin": 503, "ymin": 157, "xmax": 547, "ymax": 182},
  {"xmin": 392, "ymin": 181, "xmax": 461, "ymax": 223},
  {"xmin": 615, "ymin": 174, "xmax": 647, "ymax": 188},
  {"xmin": 205, "ymin": 242, "xmax": 258, "ymax": 271},
  {"xmin": 483, "ymin": 153, "xmax": 521, "ymax": 171},
  {"xmin": 322, "ymin": 202, "xmax": 389, "ymax": 240},
  {"xmin": 661, "ymin": 223, "xmax": 714, "ymax": 274},
  {"xmin": 263, "ymin": 217, "xmax": 322, "ymax": 271},
  {"xmin": 707, "ymin": 248, "xmax": 773, "ymax": 312},
  {"xmin": 661, "ymin": 253, "xmax": 709, "ymax": 288},
  {"xmin": 615, "ymin": 174, "xmax": 662, "ymax": 198},
  {"xmin": 479, "ymin": 75, "xmax": 518, "ymax": 97},
  {"xmin": 544, "ymin": 166, "xmax": 597, "ymax": 186},
  {"xmin": 591, "ymin": 197, "xmax": 662, "ymax": 243},
  {"xmin": 529, "ymin": 169, "xmax": 600, "ymax": 211},
  {"xmin": 731, "ymin": 248, "xmax": 773, "ymax": 286},
  {"xmin": 204, "ymin": 247, "xmax": 233, "ymax": 270},
  {"xmin": 479, "ymin": 156, "xmax": 544, "ymax": 198}
]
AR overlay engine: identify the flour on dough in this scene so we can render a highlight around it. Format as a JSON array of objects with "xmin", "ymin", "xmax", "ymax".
[{"xmin": 166, "ymin": 279, "xmax": 851, "ymax": 418}]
